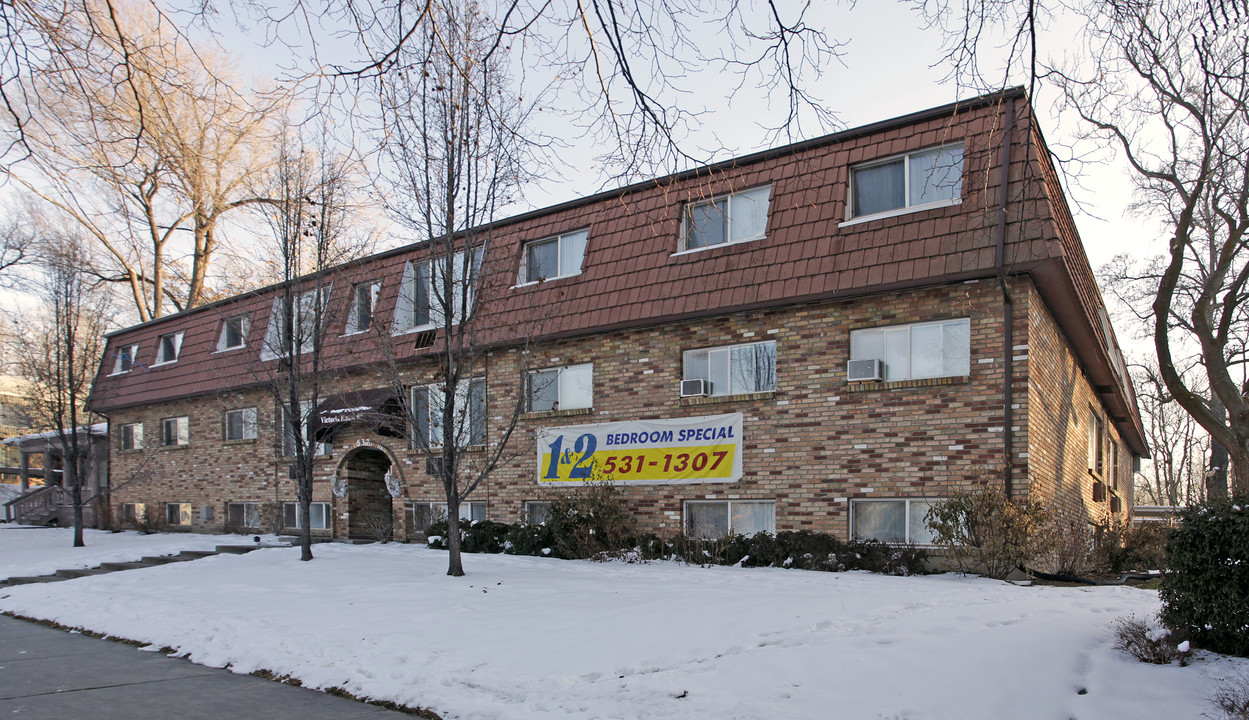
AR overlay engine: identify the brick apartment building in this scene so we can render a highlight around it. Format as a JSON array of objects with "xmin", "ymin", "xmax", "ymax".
[{"xmin": 88, "ymin": 88, "xmax": 1147, "ymax": 544}]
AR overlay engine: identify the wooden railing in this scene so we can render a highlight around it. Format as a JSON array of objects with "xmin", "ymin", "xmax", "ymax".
[{"xmin": 3, "ymin": 485, "xmax": 67, "ymax": 525}]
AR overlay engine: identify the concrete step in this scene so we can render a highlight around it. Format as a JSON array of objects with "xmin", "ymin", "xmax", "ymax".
[
  {"xmin": 97, "ymin": 561, "xmax": 154, "ymax": 572},
  {"xmin": 214, "ymin": 545, "xmax": 259, "ymax": 555},
  {"xmin": 139, "ymin": 555, "xmax": 190, "ymax": 565},
  {"xmin": 176, "ymin": 550, "xmax": 219, "ymax": 559},
  {"xmin": 54, "ymin": 568, "xmax": 112, "ymax": 579},
  {"xmin": 2, "ymin": 575, "xmax": 70, "ymax": 587}
]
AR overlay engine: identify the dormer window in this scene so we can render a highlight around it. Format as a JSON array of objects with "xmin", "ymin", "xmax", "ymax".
[
  {"xmin": 345, "ymin": 282, "xmax": 381, "ymax": 334},
  {"xmin": 217, "ymin": 316, "xmax": 248, "ymax": 351},
  {"xmin": 520, "ymin": 230, "xmax": 589, "ymax": 284},
  {"xmin": 849, "ymin": 143, "xmax": 964, "ymax": 220},
  {"xmin": 154, "ymin": 332, "xmax": 184, "ymax": 365},
  {"xmin": 112, "ymin": 343, "xmax": 139, "ymax": 374},
  {"xmin": 392, "ymin": 249, "xmax": 481, "ymax": 334},
  {"xmin": 681, "ymin": 186, "xmax": 771, "ymax": 252}
]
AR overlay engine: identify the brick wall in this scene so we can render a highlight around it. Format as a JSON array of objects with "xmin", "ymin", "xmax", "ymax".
[{"xmin": 107, "ymin": 276, "xmax": 1127, "ymax": 539}]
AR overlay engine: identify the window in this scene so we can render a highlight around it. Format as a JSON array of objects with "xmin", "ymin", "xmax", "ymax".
[
  {"xmin": 217, "ymin": 315, "xmax": 249, "ymax": 351},
  {"xmin": 161, "ymin": 416, "xmax": 189, "ymax": 446},
  {"xmin": 282, "ymin": 401, "xmax": 330, "ymax": 457},
  {"xmin": 283, "ymin": 502, "xmax": 330, "ymax": 530},
  {"xmin": 682, "ymin": 186, "xmax": 771, "ymax": 251},
  {"xmin": 851, "ymin": 499, "xmax": 936, "ymax": 544},
  {"xmin": 850, "ymin": 318, "xmax": 970, "ymax": 382},
  {"xmin": 120, "ymin": 422, "xmax": 143, "ymax": 451},
  {"xmin": 683, "ymin": 341, "xmax": 776, "ymax": 396},
  {"xmin": 408, "ymin": 501, "xmax": 486, "ymax": 533},
  {"xmin": 226, "ymin": 502, "xmax": 260, "ymax": 529},
  {"xmin": 520, "ymin": 230, "xmax": 589, "ymax": 284},
  {"xmin": 224, "ymin": 408, "xmax": 258, "ymax": 441},
  {"xmin": 113, "ymin": 343, "xmax": 139, "ymax": 374},
  {"xmin": 850, "ymin": 143, "xmax": 964, "ymax": 219},
  {"xmin": 120, "ymin": 503, "xmax": 146, "ymax": 525},
  {"xmin": 345, "ymin": 282, "xmax": 381, "ymax": 334},
  {"xmin": 685, "ymin": 500, "xmax": 775, "ymax": 539},
  {"xmin": 411, "ymin": 379, "xmax": 486, "ymax": 447},
  {"xmin": 154, "ymin": 331, "xmax": 184, "ymax": 365},
  {"xmin": 260, "ymin": 286, "xmax": 333, "ymax": 360},
  {"xmin": 527, "ymin": 363, "xmax": 593, "ymax": 412},
  {"xmin": 165, "ymin": 503, "xmax": 191, "ymax": 526},
  {"xmin": 1088, "ymin": 408, "xmax": 1105, "ymax": 475},
  {"xmin": 392, "ymin": 248, "xmax": 483, "ymax": 333},
  {"xmin": 525, "ymin": 501, "xmax": 551, "ymax": 525}
]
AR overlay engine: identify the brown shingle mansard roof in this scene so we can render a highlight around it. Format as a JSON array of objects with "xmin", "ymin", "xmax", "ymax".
[{"xmin": 89, "ymin": 88, "xmax": 1148, "ymax": 456}]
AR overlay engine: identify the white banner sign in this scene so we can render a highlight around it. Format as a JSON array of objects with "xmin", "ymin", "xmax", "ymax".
[{"xmin": 536, "ymin": 412, "xmax": 743, "ymax": 486}]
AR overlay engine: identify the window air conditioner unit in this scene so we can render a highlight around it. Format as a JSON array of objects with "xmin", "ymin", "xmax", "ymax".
[
  {"xmin": 1109, "ymin": 495, "xmax": 1122, "ymax": 514},
  {"xmin": 680, "ymin": 379, "xmax": 712, "ymax": 397},
  {"xmin": 847, "ymin": 358, "xmax": 884, "ymax": 382},
  {"xmin": 1092, "ymin": 481, "xmax": 1106, "ymax": 503}
]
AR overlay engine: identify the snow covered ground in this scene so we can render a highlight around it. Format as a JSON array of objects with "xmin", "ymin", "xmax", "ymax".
[
  {"xmin": 0, "ymin": 538, "xmax": 1245, "ymax": 720},
  {"xmin": 0, "ymin": 524, "xmax": 240, "ymax": 580}
]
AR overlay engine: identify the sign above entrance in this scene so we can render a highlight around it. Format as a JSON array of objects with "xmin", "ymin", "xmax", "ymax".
[{"xmin": 536, "ymin": 413, "xmax": 743, "ymax": 486}]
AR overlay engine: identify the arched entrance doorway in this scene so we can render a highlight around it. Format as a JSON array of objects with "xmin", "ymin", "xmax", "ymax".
[{"xmin": 341, "ymin": 447, "xmax": 395, "ymax": 541}]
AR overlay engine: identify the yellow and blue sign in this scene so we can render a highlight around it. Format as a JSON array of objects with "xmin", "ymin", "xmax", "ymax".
[{"xmin": 537, "ymin": 413, "xmax": 744, "ymax": 485}]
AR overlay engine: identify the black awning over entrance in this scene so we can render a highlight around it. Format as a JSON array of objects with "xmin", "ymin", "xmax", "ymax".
[{"xmin": 316, "ymin": 388, "xmax": 402, "ymax": 433}]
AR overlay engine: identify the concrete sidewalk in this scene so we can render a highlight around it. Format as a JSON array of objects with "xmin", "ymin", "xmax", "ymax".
[{"xmin": 0, "ymin": 614, "xmax": 423, "ymax": 719}]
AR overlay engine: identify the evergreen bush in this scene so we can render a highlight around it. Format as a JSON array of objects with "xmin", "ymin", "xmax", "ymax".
[{"xmin": 1160, "ymin": 500, "xmax": 1249, "ymax": 656}]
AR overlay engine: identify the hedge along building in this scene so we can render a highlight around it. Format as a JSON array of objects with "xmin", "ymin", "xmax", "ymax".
[{"xmin": 88, "ymin": 88, "xmax": 1148, "ymax": 543}]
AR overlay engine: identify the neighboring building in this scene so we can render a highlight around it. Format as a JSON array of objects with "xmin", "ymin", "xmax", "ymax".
[
  {"xmin": 1, "ymin": 424, "xmax": 109, "ymax": 526},
  {"xmin": 1132, "ymin": 505, "xmax": 1183, "ymax": 528},
  {"xmin": 88, "ymin": 89, "xmax": 1147, "ymax": 543},
  {"xmin": 0, "ymin": 375, "xmax": 36, "ymax": 486}
]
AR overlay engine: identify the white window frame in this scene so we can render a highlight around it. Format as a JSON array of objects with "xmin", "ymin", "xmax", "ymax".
[
  {"xmin": 112, "ymin": 343, "xmax": 140, "ymax": 375},
  {"xmin": 216, "ymin": 315, "xmax": 249, "ymax": 352},
  {"xmin": 120, "ymin": 422, "xmax": 143, "ymax": 451},
  {"xmin": 281, "ymin": 400, "xmax": 330, "ymax": 457},
  {"xmin": 260, "ymin": 286, "xmax": 333, "ymax": 361},
  {"xmin": 165, "ymin": 502, "xmax": 192, "ymax": 526},
  {"xmin": 518, "ymin": 229, "xmax": 590, "ymax": 285},
  {"xmin": 850, "ymin": 498, "xmax": 938, "ymax": 545},
  {"xmin": 408, "ymin": 501, "xmax": 486, "ymax": 532},
  {"xmin": 392, "ymin": 248, "xmax": 482, "ymax": 335},
  {"xmin": 684, "ymin": 500, "xmax": 776, "ymax": 539},
  {"xmin": 1088, "ymin": 407, "xmax": 1105, "ymax": 475},
  {"xmin": 682, "ymin": 340, "xmax": 777, "ymax": 397},
  {"xmin": 849, "ymin": 318, "xmax": 971, "ymax": 382},
  {"xmin": 844, "ymin": 143, "xmax": 965, "ymax": 224},
  {"xmin": 153, "ymin": 331, "xmax": 185, "ymax": 365},
  {"xmin": 525, "ymin": 501, "xmax": 551, "ymax": 525},
  {"xmin": 226, "ymin": 502, "xmax": 260, "ymax": 529},
  {"xmin": 120, "ymin": 502, "xmax": 146, "ymax": 524},
  {"xmin": 410, "ymin": 379, "xmax": 486, "ymax": 448},
  {"xmin": 677, "ymin": 185, "xmax": 772, "ymax": 254},
  {"xmin": 224, "ymin": 408, "xmax": 258, "ymax": 441},
  {"xmin": 527, "ymin": 363, "xmax": 593, "ymax": 412},
  {"xmin": 283, "ymin": 501, "xmax": 330, "ymax": 530},
  {"xmin": 161, "ymin": 416, "xmax": 189, "ymax": 447},
  {"xmin": 345, "ymin": 281, "xmax": 382, "ymax": 335}
]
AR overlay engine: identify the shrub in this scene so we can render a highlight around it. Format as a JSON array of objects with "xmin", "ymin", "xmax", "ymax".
[
  {"xmin": 1211, "ymin": 672, "xmax": 1249, "ymax": 720},
  {"xmin": 1112, "ymin": 615, "xmax": 1192, "ymax": 665},
  {"xmin": 1160, "ymin": 500, "xmax": 1249, "ymax": 656},
  {"xmin": 925, "ymin": 483, "xmax": 1056, "ymax": 579},
  {"xmin": 1049, "ymin": 518, "xmax": 1095, "ymax": 576},
  {"xmin": 542, "ymin": 482, "xmax": 637, "ymax": 560},
  {"xmin": 1095, "ymin": 518, "xmax": 1170, "ymax": 573}
]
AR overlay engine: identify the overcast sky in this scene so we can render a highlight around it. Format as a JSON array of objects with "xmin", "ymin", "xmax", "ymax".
[{"xmin": 2, "ymin": 2, "xmax": 1166, "ymax": 340}]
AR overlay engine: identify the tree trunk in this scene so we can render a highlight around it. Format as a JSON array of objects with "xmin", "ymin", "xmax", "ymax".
[
  {"xmin": 299, "ymin": 464, "xmax": 313, "ymax": 561},
  {"xmin": 1231, "ymin": 443, "xmax": 1249, "ymax": 499},
  {"xmin": 446, "ymin": 508, "xmax": 464, "ymax": 577},
  {"xmin": 1209, "ymin": 440, "xmax": 1230, "ymax": 501}
]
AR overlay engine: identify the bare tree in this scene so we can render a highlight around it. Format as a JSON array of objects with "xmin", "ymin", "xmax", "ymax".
[
  {"xmin": 915, "ymin": 0, "xmax": 1249, "ymax": 497},
  {"xmin": 0, "ymin": 214, "xmax": 34, "ymax": 282},
  {"xmin": 10, "ymin": 230, "xmax": 110, "ymax": 547},
  {"xmin": 7, "ymin": 0, "xmax": 286, "ymax": 321},
  {"xmin": 252, "ymin": 133, "xmax": 363, "ymax": 561},
  {"xmin": 372, "ymin": 1, "xmax": 538, "ymax": 577},
  {"xmin": 1132, "ymin": 365, "xmax": 1209, "ymax": 506}
]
